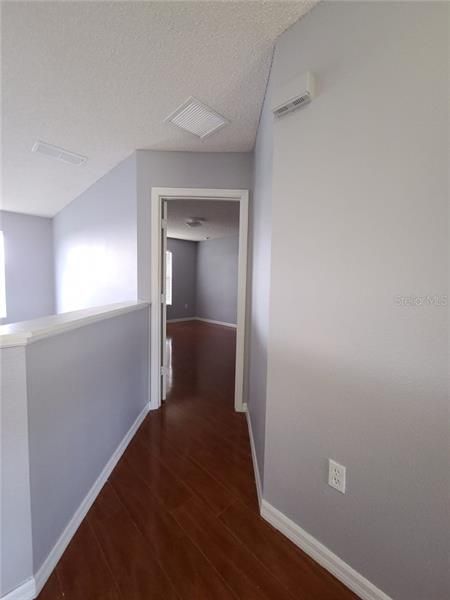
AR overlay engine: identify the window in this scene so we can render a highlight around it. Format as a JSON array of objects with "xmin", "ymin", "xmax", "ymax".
[
  {"xmin": 0, "ymin": 232, "xmax": 6, "ymax": 318},
  {"xmin": 165, "ymin": 250, "xmax": 172, "ymax": 306}
]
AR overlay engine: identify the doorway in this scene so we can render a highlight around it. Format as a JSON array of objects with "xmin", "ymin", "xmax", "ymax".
[{"xmin": 150, "ymin": 188, "xmax": 248, "ymax": 412}]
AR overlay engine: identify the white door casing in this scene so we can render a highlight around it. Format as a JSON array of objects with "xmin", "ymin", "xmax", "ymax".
[
  {"xmin": 161, "ymin": 200, "xmax": 168, "ymax": 400},
  {"xmin": 149, "ymin": 187, "xmax": 249, "ymax": 412}
]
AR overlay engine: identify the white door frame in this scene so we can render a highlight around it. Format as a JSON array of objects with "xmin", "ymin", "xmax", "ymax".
[{"xmin": 150, "ymin": 187, "xmax": 249, "ymax": 413}]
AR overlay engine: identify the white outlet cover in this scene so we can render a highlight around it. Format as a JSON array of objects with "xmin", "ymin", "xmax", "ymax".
[{"xmin": 328, "ymin": 459, "xmax": 346, "ymax": 494}]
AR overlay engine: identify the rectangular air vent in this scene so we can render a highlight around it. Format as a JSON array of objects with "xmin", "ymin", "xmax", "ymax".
[
  {"xmin": 32, "ymin": 141, "xmax": 87, "ymax": 166},
  {"xmin": 272, "ymin": 71, "xmax": 315, "ymax": 118},
  {"xmin": 165, "ymin": 97, "xmax": 229, "ymax": 139},
  {"xmin": 273, "ymin": 94, "xmax": 311, "ymax": 117}
]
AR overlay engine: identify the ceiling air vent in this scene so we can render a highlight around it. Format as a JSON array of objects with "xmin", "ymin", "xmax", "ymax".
[
  {"xmin": 272, "ymin": 71, "xmax": 315, "ymax": 118},
  {"xmin": 32, "ymin": 141, "xmax": 87, "ymax": 166},
  {"xmin": 166, "ymin": 97, "xmax": 229, "ymax": 139}
]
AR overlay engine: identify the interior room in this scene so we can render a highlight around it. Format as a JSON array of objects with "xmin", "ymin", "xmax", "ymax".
[
  {"xmin": 0, "ymin": 2, "xmax": 448, "ymax": 600},
  {"xmin": 164, "ymin": 199, "xmax": 240, "ymax": 412},
  {"xmin": 166, "ymin": 199, "xmax": 240, "ymax": 328}
]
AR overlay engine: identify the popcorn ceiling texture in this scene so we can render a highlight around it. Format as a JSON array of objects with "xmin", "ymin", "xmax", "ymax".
[{"xmin": 2, "ymin": 1, "xmax": 317, "ymax": 216}]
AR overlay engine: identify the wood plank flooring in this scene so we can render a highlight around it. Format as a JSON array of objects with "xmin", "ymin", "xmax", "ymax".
[{"xmin": 38, "ymin": 321, "xmax": 359, "ymax": 600}]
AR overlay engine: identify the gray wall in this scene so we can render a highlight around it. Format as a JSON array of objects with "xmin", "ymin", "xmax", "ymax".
[
  {"xmin": 53, "ymin": 150, "xmax": 251, "ymax": 316},
  {"xmin": 247, "ymin": 74, "xmax": 273, "ymax": 488},
  {"xmin": 262, "ymin": 3, "xmax": 449, "ymax": 600},
  {"xmin": 167, "ymin": 238, "xmax": 197, "ymax": 320},
  {"xmin": 0, "ymin": 211, "xmax": 55, "ymax": 324},
  {"xmin": 26, "ymin": 307, "xmax": 149, "ymax": 571},
  {"xmin": 136, "ymin": 150, "xmax": 252, "ymax": 302},
  {"xmin": 196, "ymin": 235, "xmax": 239, "ymax": 325},
  {"xmin": 0, "ymin": 346, "xmax": 33, "ymax": 596},
  {"xmin": 53, "ymin": 154, "xmax": 138, "ymax": 313},
  {"xmin": 166, "ymin": 235, "xmax": 239, "ymax": 324}
]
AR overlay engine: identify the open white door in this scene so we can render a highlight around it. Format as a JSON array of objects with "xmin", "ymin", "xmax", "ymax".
[{"xmin": 160, "ymin": 200, "xmax": 168, "ymax": 401}]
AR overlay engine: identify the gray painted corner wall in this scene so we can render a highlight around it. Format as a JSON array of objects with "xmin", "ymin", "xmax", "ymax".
[
  {"xmin": 167, "ymin": 235, "xmax": 239, "ymax": 324},
  {"xmin": 263, "ymin": 2, "xmax": 449, "ymax": 600},
  {"xmin": 136, "ymin": 150, "xmax": 252, "ymax": 302},
  {"xmin": 167, "ymin": 238, "xmax": 197, "ymax": 320},
  {"xmin": 27, "ymin": 307, "xmax": 149, "ymax": 571},
  {"xmin": 196, "ymin": 235, "xmax": 239, "ymax": 325},
  {"xmin": 53, "ymin": 154, "xmax": 138, "ymax": 313},
  {"xmin": 247, "ymin": 75, "xmax": 273, "ymax": 488},
  {"xmin": 0, "ymin": 211, "xmax": 55, "ymax": 324},
  {"xmin": 0, "ymin": 346, "xmax": 33, "ymax": 596}
]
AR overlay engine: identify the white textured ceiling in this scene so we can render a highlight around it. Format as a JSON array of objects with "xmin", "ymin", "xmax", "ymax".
[
  {"xmin": 167, "ymin": 199, "xmax": 239, "ymax": 241},
  {"xmin": 1, "ymin": 0, "xmax": 316, "ymax": 217}
]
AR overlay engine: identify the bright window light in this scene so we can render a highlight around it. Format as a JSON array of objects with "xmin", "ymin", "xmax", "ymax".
[
  {"xmin": 60, "ymin": 243, "xmax": 116, "ymax": 313},
  {"xmin": 0, "ymin": 232, "xmax": 7, "ymax": 318},
  {"xmin": 166, "ymin": 250, "xmax": 172, "ymax": 306}
]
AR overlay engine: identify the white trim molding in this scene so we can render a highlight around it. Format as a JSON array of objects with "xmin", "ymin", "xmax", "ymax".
[
  {"xmin": 261, "ymin": 501, "xmax": 393, "ymax": 600},
  {"xmin": 149, "ymin": 187, "xmax": 249, "ymax": 413},
  {"xmin": 0, "ymin": 578, "xmax": 35, "ymax": 600},
  {"xmin": 166, "ymin": 317, "xmax": 197, "ymax": 323},
  {"xmin": 167, "ymin": 317, "xmax": 237, "ymax": 328},
  {"xmin": 0, "ymin": 301, "xmax": 149, "ymax": 349},
  {"xmin": 245, "ymin": 409, "xmax": 262, "ymax": 508},
  {"xmin": 195, "ymin": 317, "xmax": 237, "ymax": 328},
  {"xmin": 32, "ymin": 403, "xmax": 150, "ymax": 598}
]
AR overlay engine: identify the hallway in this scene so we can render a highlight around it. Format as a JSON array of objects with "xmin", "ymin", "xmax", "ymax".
[{"xmin": 38, "ymin": 321, "xmax": 358, "ymax": 600}]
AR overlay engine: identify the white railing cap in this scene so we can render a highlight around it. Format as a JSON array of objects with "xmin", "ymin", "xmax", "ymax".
[{"xmin": 0, "ymin": 301, "xmax": 149, "ymax": 348}]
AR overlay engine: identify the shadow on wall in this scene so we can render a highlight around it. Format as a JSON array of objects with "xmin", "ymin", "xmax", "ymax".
[
  {"xmin": 0, "ymin": 211, "xmax": 55, "ymax": 324},
  {"xmin": 167, "ymin": 235, "xmax": 239, "ymax": 326},
  {"xmin": 167, "ymin": 238, "xmax": 197, "ymax": 321},
  {"xmin": 246, "ymin": 317, "xmax": 268, "ymax": 488},
  {"xmin": 263, "ymin": 340, "xmax": 448, "ymax": 600},
  {"xmin": 196, "ymin": 235, "xmax": 239, "ymax": 325}
]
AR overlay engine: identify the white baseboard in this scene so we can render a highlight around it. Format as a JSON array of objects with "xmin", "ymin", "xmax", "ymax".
[
  {"xmin": 245, "ymin": 409, "xmax": 262, "ymax": 508},
  {"xmin": 32, "ymin": 403, "xmax": 150, "ymax": 598},
  {"xmin": 1, "ymin": 578, "xmax": 35, "ymax": 600},
  {"xmin": 261, "ymin": 500, "xmax": 392, "ymax": 600},
  {"xmin": 167, "ymin": 317, "xmax": 237, "ymax": 328},
  {"xmin": 195, "ymin": 317, "xmax": 237, "ymax": 328},
  {"xmin": 166, "ymin": 317, "xmax": 196, "ymax": 323}
]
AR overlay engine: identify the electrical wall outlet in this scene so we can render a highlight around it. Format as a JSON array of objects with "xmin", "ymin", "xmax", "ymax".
[{"xmin": 328, "ymin": 459, "xmax": 346, "ymax": 494}]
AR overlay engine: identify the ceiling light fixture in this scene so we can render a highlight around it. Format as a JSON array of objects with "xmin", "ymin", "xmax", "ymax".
[
  {"xmin": 166, "ymin": 97, "xmax": 229, "ymax": 139},
  {"xmin": 32, "ymin": 140, "xmax": 87, "ymax": 166},
  {"xmin": 185, "ymin": 217, "xmax": 206, "ymax": 228}
]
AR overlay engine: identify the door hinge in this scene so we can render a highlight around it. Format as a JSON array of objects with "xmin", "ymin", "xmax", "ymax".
[
  {"xmin": 160, "ymin": 366, "xmax": 168, "ymax": 376},
  {"xmin": 161, "ymin": 293, "xmax": 165, "ymax": 303},
  {"xmin": 161, "ymin": 218, "xmax": 168, "ymax": 230}
]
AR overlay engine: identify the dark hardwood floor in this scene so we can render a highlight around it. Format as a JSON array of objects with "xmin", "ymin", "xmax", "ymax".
[{"xmin": 38, "ymin": 321, "xmax": 359, "ymax": 600}]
